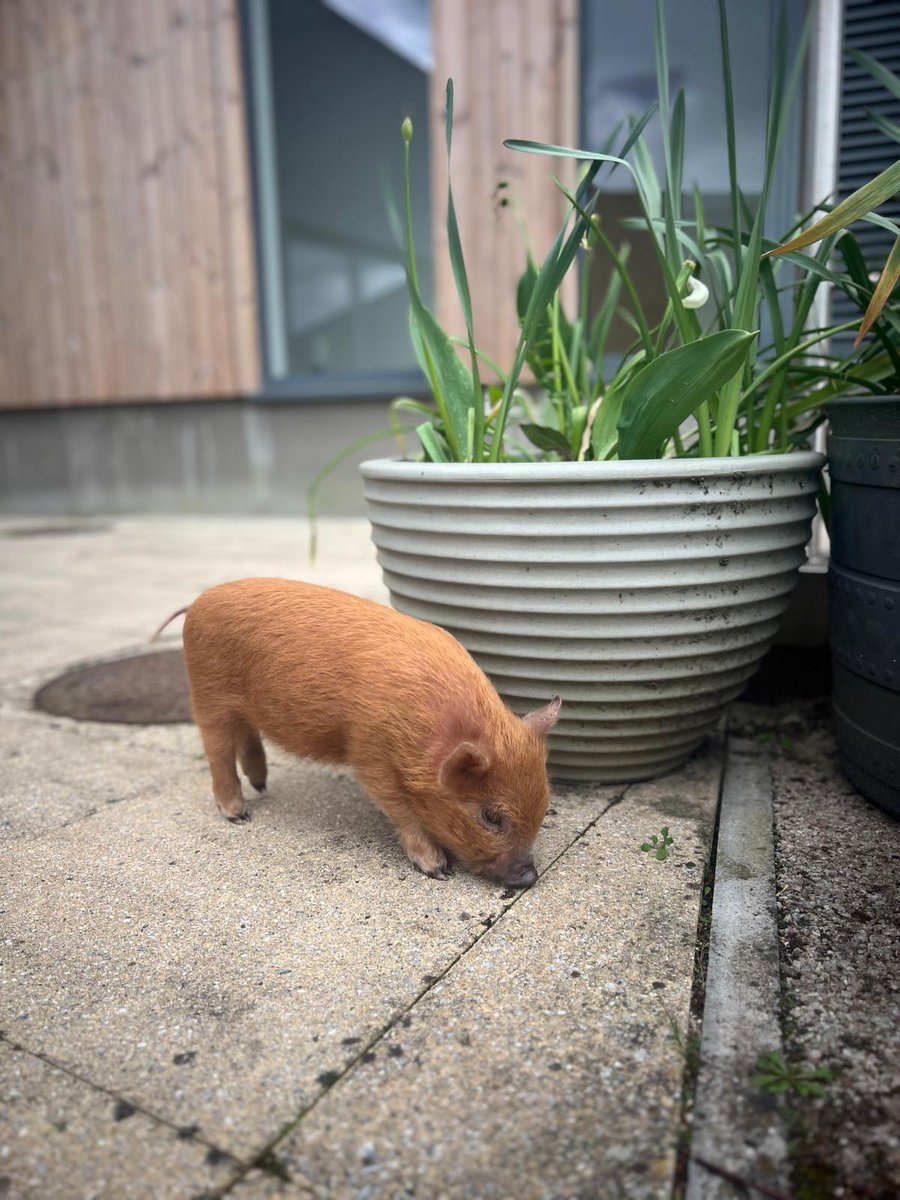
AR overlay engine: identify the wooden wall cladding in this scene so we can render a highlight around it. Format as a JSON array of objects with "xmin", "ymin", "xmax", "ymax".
[
  {"xmin": 430, "ymin": 0, "xmax": 580, "ymax": 380},
  {"xmin": 0, "ymin": 0, "xmax": 260, "ymax": 408}
]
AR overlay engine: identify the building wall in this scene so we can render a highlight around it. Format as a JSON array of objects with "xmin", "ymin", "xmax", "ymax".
[
  {"xmin": 430, "ymin": 0, "xmax": 580, "ymax": 376},
  {"xmin": 0, "ymin": 397, "xmax": 396, "ymax": 514},
  {"xmin": 0, "ymin": 0, "xmax": 260, "ymax": 407}
]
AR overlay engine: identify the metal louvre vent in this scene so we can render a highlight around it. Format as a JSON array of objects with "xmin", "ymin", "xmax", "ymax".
[{"xmin": 833, "ymin": 0, "xmax": 900, "ymax": 335}]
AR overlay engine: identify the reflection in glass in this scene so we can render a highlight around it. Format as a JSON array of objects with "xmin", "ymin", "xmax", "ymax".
[
  {"xmin": 267, "ymin": 0, "xmax": 432, "ymax": 379},
  {"xmin": 581, "ymin": 0, "xmax": 774, "ymax": 354}
]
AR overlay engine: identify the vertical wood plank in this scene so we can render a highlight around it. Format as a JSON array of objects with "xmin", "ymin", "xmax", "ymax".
[
  {"xmin": 110, "ymin": 0, "xmax": 149, "ymax": 396},
  {"xmin": 133, "ymin": 0, "xmax": 171, "ymax": 397},
  {"xmin": 0, "ymin": 0, "xmax": 27, "ymax": 402},
  {"xmin": 77, "ymin": 0, "xmax": 120, "ymax": 399},
  {"xmin": 430, "ymin": 0, "xmax": 580, "ymax": 380},
  {"xmin": 469, "ymin": 0, "xmax": 496, "ymax": 362},
  {"xmin": 189, "ymin": 0, "xmax": 231, "ymax": 394},
  {"xmin": 11, "ymin": 0, "xmax": 44, "ymax": 401},
  {"xmin": 49, "ymin": 0, "xmax": 93, "ymax": 400},
  {"xmin": 429, "ymin": 0, "xmax": 458, "ymax": 356},
  {"xmin": 207, "ymin": 0, "xmax": 260, "ymax": 393},
  {"xmin": 557, "ymin": 0, "xmax": 580, "ymax": 316},
  {"xmin": 167, "ymin": 0, "xmax": 210, "ymax": 394},
  {"xmin": 21, "ymin": 0, "xmax": 67, "ymax": 401},
  {"xmin": 60, "ymin": 0, "xmax": 103, "ymax": 399},
  {"xmin": 148, "ymin": 0, "xmax": 190, "ymax": 397},
  {"xmin": 93, "ymin": 0, "xmax": 134, "ymax": 399},
  {"xmin": 495, "ymin": 0, "xmax": 527, "ymax": 373}
]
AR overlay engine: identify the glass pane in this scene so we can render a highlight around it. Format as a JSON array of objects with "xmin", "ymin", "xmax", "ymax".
[
  {"xmin": 267, "ymin": 0, "xmax": 432, "ymax": 379},
  {"xmin": 581, "ymin": 0, "xmax": 775, "ymax": 353}
]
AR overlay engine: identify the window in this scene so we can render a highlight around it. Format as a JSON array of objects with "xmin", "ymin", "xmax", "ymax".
[
  {"xmin": 580, "ymin": 0, "xmax": 798, "ymax": 354},
  {"xmin": 244, "ymin": 0, "xmax": 432, "ymax": 393}
]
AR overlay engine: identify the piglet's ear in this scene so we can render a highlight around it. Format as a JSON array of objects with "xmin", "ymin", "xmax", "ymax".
[
  {"xmin": 439, "ymin": 740, "xmax": 491, "ymax": 788},
  {"xmin": 522, "ymin": 695, "xmax": 561, "ymax": 737}
]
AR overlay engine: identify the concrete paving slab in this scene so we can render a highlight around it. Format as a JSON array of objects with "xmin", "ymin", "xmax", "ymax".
[
  {"xmin": 0, "ymin": 751, "xmax": 622, "ymax": 1164},
  {"xmin": 1, "ymin": 516, "xmax": 384, "ymax": 598},
  {"xmin": 0, "ymin": 1039, "xmax": 238, "ymax": 1199},
  {"xmin": 0, "ymin": 584, "xmax": 199, "ymax": 643},
  {"xmin": 240, "ymin": 743, "xmax": 722, "ymax": 1200},
  {"xmin": 91, "ymin": 716, "xmax": 206, "ymax": 760},
  {"xmin": 0, "ymin": 625, "xmax": 140, "ymax": 687},
  {"xmin": 229, "ymin": 1169, "xmax": 314, "ymax": 1198},
  {"xmin": 0, "ymin": 714, "xmax": 193, "ymax": 842}
]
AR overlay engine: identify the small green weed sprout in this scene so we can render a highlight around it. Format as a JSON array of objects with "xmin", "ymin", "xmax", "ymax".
[
  {"xmin": 753, "ymin": 1051, "xmax": 834, "ymax": 1098},
  {"xmin": 641, "ymin": 826, "xmax": 674, "ymax": 861},
  {"xmin": 757, "ymin": 731, "xmax": 795, "ymax": 754}
]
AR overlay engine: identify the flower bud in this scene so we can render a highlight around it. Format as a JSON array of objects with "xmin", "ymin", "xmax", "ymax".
[
  {"xmin": 581, "ymin": 214, "xmax": 602, "ymax": 251},
  {"xmin": 401, "ymin": 117, "xmax": 413, "ymax": 143}
]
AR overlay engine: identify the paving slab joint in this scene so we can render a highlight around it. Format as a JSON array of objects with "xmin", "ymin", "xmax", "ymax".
[
  {"xmin": 207, "ymin": 783, "xmax": 632, "ymax": 1197},
  {"xmin": 0, "ymin": 1029, "xmax": 246, "ymax": 1173},
  {"xmin": 671, "ymin": 764, "xmax": 723, "ymax": 1197}
]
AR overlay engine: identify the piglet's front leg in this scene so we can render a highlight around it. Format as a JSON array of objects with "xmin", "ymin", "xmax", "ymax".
[
  {"xmin": 351, "ymin": 758, "xmax": 449, "ymax": 880},
  {"xmin": 398, "ymin": 820, "xmax": 450, "ymax": 880}
]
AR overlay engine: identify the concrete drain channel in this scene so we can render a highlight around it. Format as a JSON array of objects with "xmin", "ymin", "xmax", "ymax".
[{"xmin": 33, "ymin": 650, "xmax": 192, "ymax": 724}]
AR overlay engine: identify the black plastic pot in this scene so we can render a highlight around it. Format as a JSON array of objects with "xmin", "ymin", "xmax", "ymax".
[{"xmin": 827, "ymin": 396, "xmax": 900, "ymax": 816}]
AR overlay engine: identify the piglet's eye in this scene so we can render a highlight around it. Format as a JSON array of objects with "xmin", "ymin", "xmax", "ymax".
[{"xmin": 480, "ymin": 807, "xmax": 505, "ymax": 832}]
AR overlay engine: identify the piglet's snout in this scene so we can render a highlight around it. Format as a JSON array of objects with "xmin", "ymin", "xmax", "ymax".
[
  {"xmin": 507, "ymin": 860, "xmax": 538, "ymax": 888},
  {"xmin": 491, "ymin": 851, "xmax": 538, "ymax": 889}
]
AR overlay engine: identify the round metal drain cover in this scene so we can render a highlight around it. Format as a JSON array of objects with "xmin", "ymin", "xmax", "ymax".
[{"xmin": 34, "ymin": 650, "xmax": 192, "ymax": 724}]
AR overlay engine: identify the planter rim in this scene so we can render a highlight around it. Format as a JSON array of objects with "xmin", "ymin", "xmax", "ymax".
[{"xmin": 360, "ymin": 451, "xmax": 824, "ymax": 484}]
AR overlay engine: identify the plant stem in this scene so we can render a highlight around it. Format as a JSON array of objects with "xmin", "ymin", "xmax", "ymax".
[
  {"xmin": 403, "ymin": 140, "xmax": 418, "ymax": 294},
  {"xmin": 696, "ymin": 402, "xmax": 713, "ymax": 456},
  {"xmin": 593, "ymin": 225, "xmax": 654, "ymax": 354},
  {"xmin": 556, "ymin": 322, "xmax": 581, "ymax": 418},
  {"xmin": 550, "ymin": 293, "xmax": 565, "ymax": 431},
  {"xmin": 580, "ymin": 246, "xmax": 593, "ymax": 392}
]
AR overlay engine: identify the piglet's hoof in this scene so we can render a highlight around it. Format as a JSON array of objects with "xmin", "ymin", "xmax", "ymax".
[
  {"xmin": 419, "ymin": 864, "xmax": 449, "ymax": 881},
  {"xmin": 227, "ymin": 811, "xmax": 252, "ymax": 823},
  {"xmin": 410, "ymin": 852, "xmax": 451, "ymax": 881}
]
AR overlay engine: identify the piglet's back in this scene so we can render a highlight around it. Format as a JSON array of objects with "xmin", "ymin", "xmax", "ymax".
[{"xmin": 182, "ymin": 578, "xmax": 497, "ymax": 760}]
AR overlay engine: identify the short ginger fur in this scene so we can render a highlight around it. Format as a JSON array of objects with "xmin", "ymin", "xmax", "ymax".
[{"xmin": 177, "ymin": 578, "xmax": 559, "ymax": 886}]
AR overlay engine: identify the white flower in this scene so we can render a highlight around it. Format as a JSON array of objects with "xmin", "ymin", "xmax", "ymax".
[{"xmin": 683, "ymin": 275, "xmax": 709, "ymax": 309}]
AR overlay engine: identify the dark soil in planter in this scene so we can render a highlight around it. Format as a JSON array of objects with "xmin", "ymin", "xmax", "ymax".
[{"xmin": 34, "ymin": 649, "xmax": 192, "ymax": 724}]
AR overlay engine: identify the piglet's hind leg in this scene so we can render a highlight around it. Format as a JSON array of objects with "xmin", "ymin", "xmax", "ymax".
[
  {"xmin": 236, "ymin": 721, "xmax": 267, "ymax": 794},
  {"xmin": 196, "ymin": 716, "xmax": 249, "ymax": 822}
]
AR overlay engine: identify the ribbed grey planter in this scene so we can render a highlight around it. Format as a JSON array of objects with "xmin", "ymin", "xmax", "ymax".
[{"xmin": 360, "ymin": 454, "xmax": 824, "ymax": 782}]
